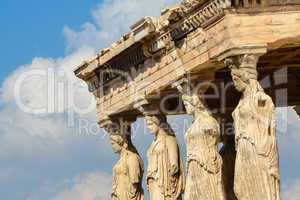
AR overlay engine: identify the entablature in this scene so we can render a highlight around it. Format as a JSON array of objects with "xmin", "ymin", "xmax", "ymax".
[{"xmin": 74, "ymin": 0, "xmax": 300, "ymax": 120}]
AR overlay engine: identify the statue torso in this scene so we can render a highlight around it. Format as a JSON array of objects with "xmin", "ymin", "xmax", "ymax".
[
  {"xmin": 147, "ymin": 135, "xmax": 166, "ymax": 180},
  {"xmin": 185, "ymin": 116, "xmax": 221, "ymax": 173},
  {"xmin": 112, "ymin": 153, "xmax": 130, "ymax": 200},
  {"xmin": 232, "ymin": 92, "xmax": 274, "ymax": 153}
]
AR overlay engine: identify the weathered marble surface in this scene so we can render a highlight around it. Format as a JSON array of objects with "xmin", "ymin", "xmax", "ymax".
[
  {"xmin": 175, "ymin": 82, "xmax": 226, "ymax": 200},
  {"xmin": 103, "ymin": 118, "xmax": 144, "ymax": 200},
  {"xmin": 110, "ymin": 134, "xmax": 144, "ymax": 200},
  {"xmin": 227, "ymin": 54, "xmax": 281, "ymax": 200},
  {"xmin": 145, "ymin": 114, "xmax": 185, "ymax": 200}
]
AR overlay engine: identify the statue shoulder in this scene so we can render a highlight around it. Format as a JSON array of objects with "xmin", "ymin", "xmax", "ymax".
[
  {"xmin": 165, "ymin": 135, "xmax": 178, "ymax": 144},
  {"xmin": 199, "ymin": 116, "xmax": 219, "ymax": 131},
  {"xmin": 127, "ymin": 151, "xmax": 141, "ymax": 163},
  {"xmin": 254, "ymin": 91, "xmax": 274, "ymax": 110},
  {"xmin": 126, "ymin": 151, "xmax": 143, "ymax": 169}
]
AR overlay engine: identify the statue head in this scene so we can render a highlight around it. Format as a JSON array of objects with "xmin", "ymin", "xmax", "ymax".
[
  {"xmin": 109, "ymin": 134, "xmax": 128, "ymax": 154},
  {"xmin": 182, "ymin": 93, "xmax": 206, "ymax": 115},
  {"xmin": 227, "ymin": 55, "xmax": 259, "ymax": 92},
  {"xmin": 178, "ymin": 80, "xmax": 209, "ymax": 116},
  {"xmin": 231, "ymin": 69, "xmax": 249, "ymax": 92},
  {"xmin": 145, "ymin": 114, "xmax": 174, "ymax": 136},
  {"xmin": 145, "ymin": 115, "xmax": 165, "ymax": 135}
]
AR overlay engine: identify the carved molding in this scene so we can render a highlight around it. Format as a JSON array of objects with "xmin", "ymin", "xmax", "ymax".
[
  {"xmin": 133, "ymin": 97, "xmax": 161, "ymax": 116},
  {"xmin": 149, "ymin": 0, "xmax": 231, "ymax": 53},
  {"xmin": 217, "ymin": 45, "xmax": 267, "ymax": 61},
  {"xmin": 224, "ymin": 54, "xmax": 260, "ymax": 71},
  {"xmin": 130, "ymin": 17, "xmax": 157, "ymax": 42},
  {"xmin": 231, "ymin": 0, "xmax": 300, "ymax": 8},
  {"xmin": 172, "ymin": 71, "xmax": 215, "ymax": 95}
]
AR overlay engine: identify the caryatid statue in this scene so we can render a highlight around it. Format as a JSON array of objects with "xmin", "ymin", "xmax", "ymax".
[
  {"xmin": 145, "ymin": 114, "xmax": 185, "ymax": 200},
  {"xmin": 101, "ymin": 117, "xmax": 144, "ymax": 200},
  {"xmin": 174, "ymin": 79, "xmax": 226, "ymax": 200},
  {"xmin": 226, "ymin": 54, "xmax": 280, "ymax": 200},
  {"xmin": 135, "ymin": 100, "xmax": 185, "ymax": 200}
]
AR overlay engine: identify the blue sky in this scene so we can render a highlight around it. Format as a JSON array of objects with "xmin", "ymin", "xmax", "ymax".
[
  {"xmin": 0, "ymin": 0, "xmax": 300, "ymax": 200},
  {"xmin": 0, "ymin": 0, "xmax": 99, "ymax": 83}
]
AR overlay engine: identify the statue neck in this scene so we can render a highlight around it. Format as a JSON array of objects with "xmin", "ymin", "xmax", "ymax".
[
  {"xmin": 155, "ymin": 129, "xmax": 167, "ymax": 140},
  {"xmin": 243, "ymin": 79, "xmax": 260, "ymax": 98},
  {"xmin": 194, "ymin": 108, "xmax": 210, "ymax": 120},
  {"xmin": 243, "ymin": 86, "xmax": 252, "ymax": 98},
  {"xmin": 120, "ymin": 148, "xmax": 127, "ymax": 157}
]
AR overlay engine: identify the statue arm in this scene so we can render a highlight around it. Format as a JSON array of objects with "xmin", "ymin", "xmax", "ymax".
[
  {"xmin": 256, "ymin": 93, "xmax": 280, "ymax": 185},
  {"xmin": 255, "ymin": 93, "xmax": 276, "ymax": 156},
  {"xmin": 167, "ymin": 137, "xmax": 179, "ymax": 176},
  {"xmin": 269, "ymin": 101, "xmax": 280, "ymax": 179},
  {"xmin": 127, "ymin": 155, "xmax": 142, "ymax": 198},
  {"xmin": 269, "ymin": 101, "xmax": 276, "ymax": 137}
]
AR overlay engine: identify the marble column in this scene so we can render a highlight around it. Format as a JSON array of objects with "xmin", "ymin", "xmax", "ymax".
[
  {"xmin": 100, "ymin": 116, "xmax": 144, "ymax": 200},
  {"xmin": 225, "ymin": 54, "xmax": 281, "ymax": 200}
]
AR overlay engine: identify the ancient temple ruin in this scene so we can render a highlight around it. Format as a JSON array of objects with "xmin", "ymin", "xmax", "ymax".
[{"xmin": 74, "ymin": 0, "xmax": 300, "ymax": 199}]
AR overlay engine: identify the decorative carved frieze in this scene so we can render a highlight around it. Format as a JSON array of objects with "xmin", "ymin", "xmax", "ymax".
[
  {"xmin": 86, "ymin": 44, "xmax": 147, "ymax": 95},
  {"xmin": 232, "ymin": 0, "xmax": 300, "ymax": 8},
  {"xmin": 130, "ymin": 17, "xmax": 157, "ymax": 42},
  {"xmin": 76, "ymin": 0, "xmax": 232, "ymax": 99},
  {"xmin": 149, "ymin": 0, "xmax": 231, "ymax": 53},
  {"xmin": 74, "ymin": 0, "xmax": 300, "ymax": 120},
  {"xmin": 181, "ymin": 0, "xmax": 202, "ymax": 12}
]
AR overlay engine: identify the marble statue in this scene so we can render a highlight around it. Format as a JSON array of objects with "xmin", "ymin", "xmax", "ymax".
[
  {"xmin": 180, "ymin": 88, "xmax": 226, "ymax": 200},
  {"xmin": 109, "ymin": 131, "xmax": 144, "ymax": 200},
  {"xmin": 145, "ymin": 114, "xmax": 185, "ymax": 200},
  {"xmin": 227, "ymin": 54, "xmax": 281, "ymax": 200}
]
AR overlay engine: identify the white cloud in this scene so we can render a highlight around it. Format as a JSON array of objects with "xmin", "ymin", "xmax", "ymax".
[
  {"xmin": 64, "ymin": 0, "xmax": 179, "ymax": 52},
  {"xmin": 277, "ymin": 107, "xmax": 300, "ymax": 145},
  {"xmin": 0, "ymin": 47, "xmax": 96, "ymax": 114},
  {"xmin": 0, "ymin": 106, "xmax": 70, "ymax": 159},
  {"xmin": 0, "ymin": 46, "xmax": 100, "ymax": 159},
  {"xmin": 52, "ymin": 172, "xmax": 111, "ymax": 200},
  {"xmin": 0, "ymin": 0, "xmax": 183, "ymax": 160},
  {"xmin": 282, "ymin": 179, "xmax": 300, "ymax": 200}
]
